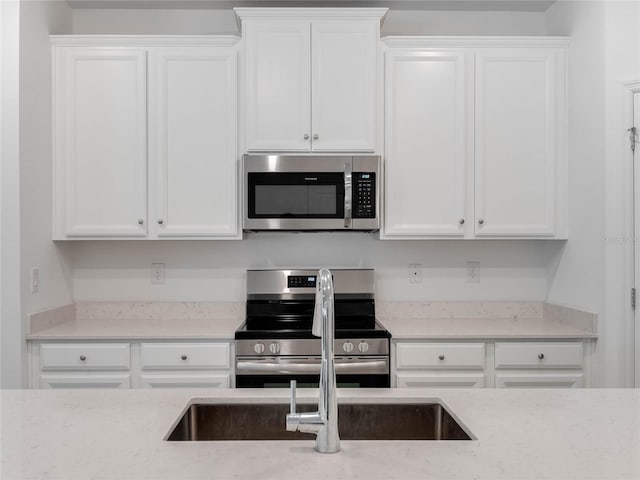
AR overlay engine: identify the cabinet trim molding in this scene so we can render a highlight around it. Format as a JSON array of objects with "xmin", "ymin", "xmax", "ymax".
[{"xmin": 382, "ymin": 36, "xmax": 571, "ymax": 48}]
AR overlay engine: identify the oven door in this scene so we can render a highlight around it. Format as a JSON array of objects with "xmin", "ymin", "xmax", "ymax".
[{"xmin": 235, "ymin": 356, "xmax": 390, "ymax": 388}]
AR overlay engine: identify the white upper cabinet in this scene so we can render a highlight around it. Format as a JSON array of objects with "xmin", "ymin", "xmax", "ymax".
[
  {"xmin": 149, "ymin": 47, "xmax": 238, "ymax": 237},
  {"xmin": 384, "ymin": 50, "xmax": 471, "ymax": 237},
  {"xmin": 237, "ymin": 8, "xmax": 386, "ymax": 153},
  {"xmin": 55, "ymin": 48, "xmax": 148, "ymax": 237},
  {"xmin": 53, "ymin": 37, "xmax": 241, "ymax": 240},
  {"xmin": 474, "ymin": 48, "xmax": 563, "ymax": 237},
  {"xmin": 382, "ymin": 38, "xmax": 568, "ymax": 239}
]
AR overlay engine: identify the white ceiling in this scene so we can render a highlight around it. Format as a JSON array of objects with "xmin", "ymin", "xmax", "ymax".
[{"xmin": 65, "ymin": 0, "xmax": 557, "ymax": 12}]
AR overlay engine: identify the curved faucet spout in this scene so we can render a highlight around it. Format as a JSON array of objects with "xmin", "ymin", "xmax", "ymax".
[{"xmin": 285, "ymin": 268, "xmax": 340, "ymax": 454}]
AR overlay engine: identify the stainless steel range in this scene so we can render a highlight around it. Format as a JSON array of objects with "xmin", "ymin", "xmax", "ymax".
[{"xmin": 235, "ymin": 269, "xmax": 390, "ymax": 388}]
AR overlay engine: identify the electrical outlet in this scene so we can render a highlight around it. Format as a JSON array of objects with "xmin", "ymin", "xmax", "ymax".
[
  {"xmin": 31, "ymin": 267, "xmax": 40, "ymax": 294},
  {"xmin": 409, "ymin": 264, "xmax": 422, "ymax": 284},
  {"xmin": 151, "ymin": 263, "xmax": 165, "ymax": 285},
  {"xmin": 467, "ymin": 261, "xmax": 480, "ymax": 283}
]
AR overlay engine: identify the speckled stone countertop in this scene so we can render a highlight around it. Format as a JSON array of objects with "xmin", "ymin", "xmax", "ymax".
[
  {"xmin": 1, "ymin": 388, "xmax": 637, "ymax": 480},
  {"xmin": 26, "ymin": 301, "xmax": 597, "ymax": 341}
]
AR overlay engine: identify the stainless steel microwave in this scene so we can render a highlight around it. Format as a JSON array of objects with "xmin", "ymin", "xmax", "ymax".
[{"xmin": 242, "ymin": 155, "xmax": 380, "ymax": 231}]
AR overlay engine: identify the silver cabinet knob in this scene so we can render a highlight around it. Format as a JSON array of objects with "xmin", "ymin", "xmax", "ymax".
[
  {"xmin": 138, "ymin": 219, "xmax": 144, "ymax": 225},
  {"xmin": 358, "ymin": 341, "xmax": 369, "ymax": 353},
  {"xmin": 538, "ymin": 353, "xmax": 545, "ymax": 360},
  {"xmin": 269, "ymin": 343, "xmax": 280, "ymax": 354},
  {"xmin": 79, "ymin": 355, "xmax": 87, "ymax": 362},
  {"xmin": 254, "ymin": 343, "xmax": 265, "ymax": 354},
  {"xmin": 313, "ymin": 134, "xmax": 319, "ymax": 140},
  {"xmin": 478, "ymin": 219, "xmax": 485, "ymax": 225},
  {"xmin": 157, "ymin": 219, "xmax": 164, "ymax": 225},
  {"xmin": 181, "ymin": 355, "xmax": 187, "ymax": 361},
  {"xmin": 343, "ymin": 341, "xmax": 354, "ymax": 353},
  {"xmin": 459, "ymin": 219, "xmax": 465, "ymax": 225},
  {"xmin": 303, "ymin": 134, "xmax": 309, "ymax": 140},
  {"xmin": 438, "ymin": 354, "xmax": 445, "ymax": 361}
]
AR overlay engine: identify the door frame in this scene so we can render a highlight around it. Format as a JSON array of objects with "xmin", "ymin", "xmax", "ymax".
[{"xmin": 618, "ymin": 79, "xmax": 640, "ymax": 386}]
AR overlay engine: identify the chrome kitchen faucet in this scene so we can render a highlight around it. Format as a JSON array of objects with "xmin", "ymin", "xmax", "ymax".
[{"xmin": 285, "ymin": 268, "xmax": 341, "ymax": 453}]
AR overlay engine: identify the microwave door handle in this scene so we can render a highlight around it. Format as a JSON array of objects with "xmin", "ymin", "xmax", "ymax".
[{"xmin": 344, "ymin": 163, "xmax": 352, "ymax": 229}]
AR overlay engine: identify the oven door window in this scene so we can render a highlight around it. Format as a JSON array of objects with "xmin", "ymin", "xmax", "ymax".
[
  {"xmin": 236, "ymin": 374, "xmax": 390, "ymax": 389},
  {"xmin": 248, "ymin": 173, "xmax": 344, "ymax": 219}
]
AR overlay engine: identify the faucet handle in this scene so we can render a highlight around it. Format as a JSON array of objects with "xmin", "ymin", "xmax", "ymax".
[{"xmin": 289, "ymin": 380, "xmax": 297, "ymax": 414}]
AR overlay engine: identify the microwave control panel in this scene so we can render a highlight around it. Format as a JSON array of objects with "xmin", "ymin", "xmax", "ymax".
[{"xmin": 353, "ymin": 172, "xmax": 376, "ymax": 218}]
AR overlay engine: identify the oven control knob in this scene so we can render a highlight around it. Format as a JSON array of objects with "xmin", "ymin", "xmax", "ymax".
[
  {"xmin": 269, "ymin": 343, "xmax": 280, "ymax": 354},
  {"xmin": 358, "ymin": 341, "xmax": 369, "ymax": 353},
  {"xmin": 253, "ymin": 343, "xmax": 265, "ymax": 354},
  {"xmin": 342, "ymin": 341, "xmax": 354, "ymax": 353}
]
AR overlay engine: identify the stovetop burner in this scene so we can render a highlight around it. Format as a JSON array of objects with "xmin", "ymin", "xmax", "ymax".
[{"xmin": 234, "ymin": 318, "xmax": 391, "ymax": 340}]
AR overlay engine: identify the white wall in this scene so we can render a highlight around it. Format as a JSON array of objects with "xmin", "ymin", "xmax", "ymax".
[
  {"xmin": 602, "ymin": 0, "xmax": 640, "ymax": 386},
  {"xmin": 1, "ymin": 0, "xmax": 22, "ymax": 388},
  {"xmin": 17, "ymin": 0, "xmax": 74, "ymax": 387},
  {"xmin": 72, "ymin": 238, "xmax": 558, "ymax": 301},
  {"xmin": 70, "ymin": 7, "xmax": 547, "ymax": 36}
]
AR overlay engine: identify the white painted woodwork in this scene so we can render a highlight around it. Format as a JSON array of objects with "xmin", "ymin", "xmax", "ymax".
[
  {"xmin": 311, "ymin": 21, "xmax": 377, "ymax": 152},
  {"xmin": 244, "ymin": 22, "xmax": 311, "ymax": 151},
  {"xmin": 396, "ymin": 342, "xmax": 485, "ymax": 369},
  {"xmin": 140, "ymin": 342, "xmax": 230, "ymax": 369},
  {"xmin": 383, "ymin": 50, "xmax": 469, "ymax": 236},
  {"xmin": 495, "ymin": 373, "xmax": 584, "ymax": 388},
  {"xmin": 494, "ymin": 342, "xmax": 583, "ymax": 369},
  {"xmin": 397, "ymin": 373, "xmax": 485, "ymax": 388},
  {"xmin": 475, "ymin": 48, "xmax": 559, "ymax": 236},
  {"xmin": 39, "ymin": 374, "xmax": 131, "ymax": 389},
  {"xmin": 149, "ymin": 47, "xmax": 238, "ymax": 237},
  {"xmin": 140, "ymin": 373, "xmax": 230, "ymax": 388},
  {"xmin": 40, "ymin": 343, "xmax": 130, "ymax": 370},
  {"xmin": 57, "ymin": 48, "xmax": 147, "ymax": 237}
]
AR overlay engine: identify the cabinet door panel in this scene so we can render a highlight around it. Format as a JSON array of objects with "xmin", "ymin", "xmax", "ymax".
[
  {"xmin": 40, "ymin": 374, "xmax": 131, "ymax": 389},
  {"xmin": 140, "ymin": 373, "xmax": 229, "ymax": 388},
  {"xmin": 60, "ymin": 49, "xmax": 147, "ymax": 236},
  {"xmin": 245, "ymin": 22, "xmax": 311, "ymax": 151},
  {"xmin": 495, "ymin": 373, "xmax": 583, "ymax": 388},
  {"xmin": 397, "ymin": 373, "xmax": 485, "ymax": 388},
  {"xmin": 311, "ymin": 22, "xmax": 377, "ymax": 152},
  {"xmin": 475, "ymin": 48, "xmax": 558, "ymax": 236},
  {"xmin": 150, "ymin": 48, "xmax": 238, "ymax": 237},
  {"xmin": 384, "ymin": 51, "xmax": 469, "ymax": 236}
]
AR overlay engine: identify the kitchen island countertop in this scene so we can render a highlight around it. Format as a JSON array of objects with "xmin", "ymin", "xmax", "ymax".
[{"xmin": 1, "ymin": 387, "xmax": 637, "ymax": 480}]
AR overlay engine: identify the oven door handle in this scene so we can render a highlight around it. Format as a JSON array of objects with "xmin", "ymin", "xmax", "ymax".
[{"xmin": 236, "ymin": 360, "xmax": 387, "ymax": 375}]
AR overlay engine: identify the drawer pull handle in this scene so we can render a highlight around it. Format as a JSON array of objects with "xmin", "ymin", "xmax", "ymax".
[
  {"xmin": 79, "ymin": 355, "xmax": 87, "ymax": 362},
  {"xmin": 438, "ymin": 354, "xmax": 445, "ymax": 361},
  {"xmin": 181, "ymin": 355, "xmax": 188, "ymax": 361},
  {"xmin": 538, "ymin": 353, "xmax": 545, "ymax": 360}
]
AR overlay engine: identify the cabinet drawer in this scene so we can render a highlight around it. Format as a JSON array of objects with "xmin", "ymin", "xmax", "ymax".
[
  {"xmin": 396, "ymin": 343, "xmax": 485, "ymax": 369},
  {"xmin": 494, "ymin": 342, "xmax": 583, "ymax": 369},
  {"xmin": 140, "ymin": 343, "xmax": 230, "ymax": 370},
  {"xmin": 40, "ymin": 343, "xmax": 130, "ymax": 370},
  {"xmin": 396, "ymin": 373, "xmax": 485, "ymax": 388}
]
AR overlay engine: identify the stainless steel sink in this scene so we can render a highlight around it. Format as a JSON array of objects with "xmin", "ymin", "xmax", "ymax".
[{"xmin": 166, "ymin": 402, "xmax": 473, "ymax": 441}]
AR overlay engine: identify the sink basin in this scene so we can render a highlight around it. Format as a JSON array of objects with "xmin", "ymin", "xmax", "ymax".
[{"xmin": 166, "ymin": 402, "xmax": 473, "ymax": 441}]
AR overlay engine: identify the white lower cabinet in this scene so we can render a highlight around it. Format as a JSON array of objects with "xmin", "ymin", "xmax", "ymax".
[
  {"xmin": 30, "ymin": 341, "xmax": 233, "ymax": 389},
  {"xmin": 139, "ymin": 342, "xmax": 231, "ymax": 388},
  {"xmin": 394, "ymin": 342, "xmax": 486, "ymax": 388},
  {"xmin": 394, "ymin": 340, "xmax": 590, "ymax": 389}
]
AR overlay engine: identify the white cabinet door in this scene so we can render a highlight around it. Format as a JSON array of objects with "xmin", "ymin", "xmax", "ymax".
[
  {"xmin": 495, "ymin": 373, "xmax": 584, "ymax": 388},
  {"xmin": 383, "ymin": 50, "xmax": 469, "ymax": 237},
  {"xmin": 245, "ymin": 22, "xmax": 311, "ymax": 152},
  {"xmin": 56, "ymin": 48, "xmax": 147, "ymax": 237},
  {"xmin": 311, "ymin": 21, "xmax": 377, "ymax": 152},
  {"xmin": 474, "ymin": 48, "xmax": 560, "ymax": 236},
  {"xmin": 40, "ymin": 374, "xmax": 131, "ymax": 389},
  {"xmin": 397, "ymin": 373, "xmax": 485, "ymax": 388},
  {"xmin": 150, "ymin": 47, "xmax": 238, "ymax": 237},
  {"xmin": 140, "ymin": 373, "xmax": 229, "ymax": 388}
]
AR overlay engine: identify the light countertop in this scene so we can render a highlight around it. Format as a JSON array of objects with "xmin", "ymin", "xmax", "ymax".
[
  {"xmin": 1, "ymin": 388, "xmax": 637, "ymax": 480},
  {"xmin": 379, "ymin": 317, "xmax": 597, "ymax": 339}
]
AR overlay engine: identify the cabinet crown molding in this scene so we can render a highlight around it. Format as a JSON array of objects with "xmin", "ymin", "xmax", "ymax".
[
  {"xmin": 382, "ymin": 36, "xmax": 570, "ymax": 48},
  {"xmin": 234, "ymin": 7, "xmax": 388, "ymax": 23},
  {"xmin": 50, "ymin": 35, "xmax": 240, "ymax": 47}
]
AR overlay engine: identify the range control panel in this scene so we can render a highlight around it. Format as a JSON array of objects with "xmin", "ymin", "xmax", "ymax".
[
  {"xmin": 287, "ymin": 275, "xmax": 317, "ymax": 289},
  {"xmin": 353, "ymin": 172, "xmax": 376, "ymax": 218}
]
